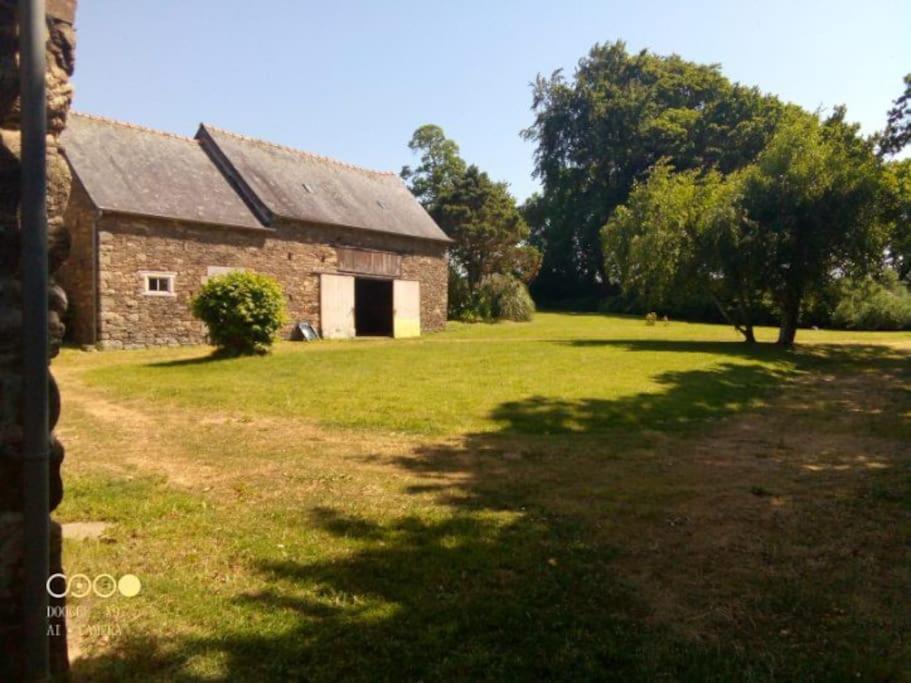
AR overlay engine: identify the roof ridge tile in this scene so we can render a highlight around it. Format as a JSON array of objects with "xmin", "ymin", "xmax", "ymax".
[
  {"xmin": 70, "ymin": 111, "xmax": 198, "ymax": 144},
  {"xmin": 202, "ymin": 123, "xmax": 400, "ymax": 178}
]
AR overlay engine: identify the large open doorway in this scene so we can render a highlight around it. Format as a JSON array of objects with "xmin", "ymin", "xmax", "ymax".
[{"xmin": 355, "ymin": 277, "xmax": 393, "ymax": 337}]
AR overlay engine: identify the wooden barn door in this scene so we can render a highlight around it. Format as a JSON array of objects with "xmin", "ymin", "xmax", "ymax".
[
  {"xmin": 393, "ymin": 280, "xmax": 421, "ymax": 338},
  {"xmin": 320, "ymin": 274, "xmax": 355, "ymax": 339}
]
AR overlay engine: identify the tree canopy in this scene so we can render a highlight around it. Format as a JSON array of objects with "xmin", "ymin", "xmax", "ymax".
[
  {"xmin": 403, "ymin": 125, "xmax": 541, "ymax": 314},
  {"xmin": 523, "ymin": 41, "xmax": 784, "ymax": 303},
  {"xmin": 603, "ymin": 163, "xmax": 764, "ymax": 342},
  {"xmin": 739, "ymin": 110, "xmax": 885, "ymax": 344},
  {"xmin": 400, "ymin": 124, "xmax": 466, "ymax": 212},
  {"xmin": 602, "ymin": 110, "xmax": 887, "ymax": 345},
  {"xmin": 435, "ymin": 165, "xmax": 538, "ymax": 288},
  {"xmin": 882, "ymin": 159, "xmax": 911, "ymax": 280},
  {"xmin": 525, "ymin": 40, "xmax": 894, "ymax": 343},
  {"xmin": 880, "ymin": 73, "xmax": 911, "ymax": 156}
]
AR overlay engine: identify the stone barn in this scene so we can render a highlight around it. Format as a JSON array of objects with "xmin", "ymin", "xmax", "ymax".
[{"xmin": 57, "ymin": 113, "xmax": 450, "ymax": 348}]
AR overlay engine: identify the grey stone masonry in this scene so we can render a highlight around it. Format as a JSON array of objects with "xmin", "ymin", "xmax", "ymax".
[
  {"xmin": 58, "ymin": 196, "xmax": 449, "ymax": 348},
  {"xmin": 0, "ymin": 1, "xmax": 77, "ymax": 679}
]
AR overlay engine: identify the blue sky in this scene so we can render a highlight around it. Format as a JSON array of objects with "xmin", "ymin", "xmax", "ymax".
[{"xmin": 73, "ymin": 0, "xmax": 910, "ymax": 202}]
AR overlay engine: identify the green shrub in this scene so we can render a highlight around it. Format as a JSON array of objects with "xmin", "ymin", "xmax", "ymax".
[
  {"xmin": 191, "ymin": 271, "xmax": 287, "ymax": 355},
  {"xmin": 831, "ymin": 271, "xmax": 911, "ymax": 331},
  {"xmin": 476, "ymin": 274, "xmax": 535, "ymax": 322},
  {"xmin": 447, "ymin": 271, "xmax": 536, "ymax": 323}
]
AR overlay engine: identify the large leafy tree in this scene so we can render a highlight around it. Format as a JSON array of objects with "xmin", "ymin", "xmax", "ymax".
[
  {"xmin": 435, "ymin": 166, "xmax": 539, "ymax": 288},
  {"xmin": 740, "ymin": 110, "xmax": 886, "ymax": 345},
  {"xmin": 882, "ymin": 159, "xmax": 911, "ymax": 280},
  {"xmin": 401, "ymin": 124, "xmax": 467, "ymax": 212},
  {"xmin": 602, "ymin": 164, "xmax": 706, "ymax": 312},
  {"xmin": 877, "ymin": 74, "xmax": 911, "ymax": 279},
  {"xmin": 880, "ymin": 73, "xmax": 911, "ymax": 156},
  {"xmin": 523, "ymin": 41, "xmax": 783, "ymax": 302},
  {"xmin": 403, "ymin": 126, "xmax": 541, "ymax": 295},
  {"xmin": 602, "ymin": 163, "xmax": 766, "ymax": 342}
]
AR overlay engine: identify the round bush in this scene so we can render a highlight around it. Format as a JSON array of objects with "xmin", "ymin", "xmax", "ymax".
[
  {"xmin": 476, "ymin": 274, "xmax": 535, "ymax": 322},
  {"xmin": 831, "ymin": 272, "xmax": 911, "ymax": 331},
  {"xmin": 191, "ymin": 271, "xmax": 287, "ymax": 355}
]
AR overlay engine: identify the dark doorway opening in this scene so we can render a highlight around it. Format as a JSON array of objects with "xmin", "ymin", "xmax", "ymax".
[{"xmin": 355, "ymin": 277, "xmax": 393, "ymax": 337}]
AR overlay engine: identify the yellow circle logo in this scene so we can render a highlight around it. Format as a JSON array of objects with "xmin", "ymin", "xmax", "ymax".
[{"xmin": 117, "ymin": 574, "xmax": 142, "ymax": 598}]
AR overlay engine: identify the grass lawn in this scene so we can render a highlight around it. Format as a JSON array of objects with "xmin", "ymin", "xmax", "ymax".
[{"xmin": 55, "ymin": 313, "xmax": 911, "ymax": 681}]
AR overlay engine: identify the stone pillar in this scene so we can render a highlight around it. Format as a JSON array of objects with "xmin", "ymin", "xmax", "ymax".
[{"xmin": 0, "ymin": 1, "xmax": 76, "ymax": 679}]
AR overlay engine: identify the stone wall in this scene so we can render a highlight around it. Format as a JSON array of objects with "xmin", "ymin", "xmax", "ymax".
[
  {"xmin": 56, "ymin": 175, "xmax": 94, "ymax": 343},
  {"xmin": 58, "ymin": 187, "xmax": 448, "ymax": 347},
  {"xmin": 0, "ymin": 1, "xmax": 76, "ymax": 679}
]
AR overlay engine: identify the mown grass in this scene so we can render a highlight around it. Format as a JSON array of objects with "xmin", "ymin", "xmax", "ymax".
[
  {"xmin": 74, "ymin": 313, "xmax": 877, "ymax": 435},
  {"xmin": 54, "ymin": 313, "xmax": 911, "ymax": 681}
]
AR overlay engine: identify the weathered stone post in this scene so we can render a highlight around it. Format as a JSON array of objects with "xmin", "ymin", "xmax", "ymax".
[{"xmin": 0, "ymin": 0, "xmax": 76, "ymax": 678}]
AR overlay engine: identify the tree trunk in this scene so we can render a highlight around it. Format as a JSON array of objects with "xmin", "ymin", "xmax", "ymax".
[
  {"xmin": 709, "ymin": 290, "xmax": 755, "ymax": 343},
  {"xmin": 736, "ymin": 293, "xmax": 756, "ymax": 344},
  {"xmin": 777, "ymin": 296, "xmax": 800, "ymax": 346}
]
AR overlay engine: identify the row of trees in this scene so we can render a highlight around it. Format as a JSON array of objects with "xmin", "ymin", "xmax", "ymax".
[
  {"xmin": 521, "ymin": 41, "xmax": 911, "ymax": 344},
  {"xmin": 402, "ymin": 125, "xmax": 540, "ymax": 320}
]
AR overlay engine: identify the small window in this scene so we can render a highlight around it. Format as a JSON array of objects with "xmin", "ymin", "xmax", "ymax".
[
  {"xmin": 141, "ymin": 271, "xmax": 176, "ymax": 297},
  {"xmin": 302, "ymin": 182, "xmax": 315, "ymax": 193},
  {"xmin": 147, "ymin": 276, "xmax": 171, "ymax": 293}
]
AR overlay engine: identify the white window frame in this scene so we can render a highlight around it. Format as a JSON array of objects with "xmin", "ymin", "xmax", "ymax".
[{"xmin": 140, "ymin": 271, "xmax": 176, "ymax": 297}]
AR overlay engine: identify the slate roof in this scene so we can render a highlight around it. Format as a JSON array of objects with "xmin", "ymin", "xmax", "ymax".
[
  {"xmin": 61, "ymin": 113, "xmax": 263, "ymax": 230},
  {"xmin": 61, "ymin": 113, "xmax": 451, "ymax": 243},
  {"xmin": 197, "ymin": 124, "xmax": 450, "ymax": 242}
]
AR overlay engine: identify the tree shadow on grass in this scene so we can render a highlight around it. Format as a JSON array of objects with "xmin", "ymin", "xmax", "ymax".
[
  {"xmin": 490, "ymin": 361, "xmax": 786, "ymax": 436},
  {"xmin": 555, "ymin": 337, "xmax": 901, "ymax": 361},
  {"xmin": 70, "ymin": 342, "xmax": 911, "ymax": 681},
  {"xmin": 495, "ymin": 340, "xmax": 908, "ymax": 435},
  {"xmin": 146, "ymin": 352, "xmax": 248, "ymax": 368},
  {"xmin": 73, "ymin": 510, "xmax": 651, "ymax": 682}
]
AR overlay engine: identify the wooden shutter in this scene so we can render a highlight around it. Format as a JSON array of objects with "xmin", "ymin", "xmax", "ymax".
[
  {"xmin": 320, "ymin": 274, "xmax": 355, "ymax": 339},
  {"xmin": 393, "ymin": 279, "xmax": 420, "ymax": 338}
]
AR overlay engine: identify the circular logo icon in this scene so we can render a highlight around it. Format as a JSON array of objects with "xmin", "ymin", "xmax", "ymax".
[
  {"xmin": 47, "ymin": 572, "xmax": 143, "ymax": 598},
  {"xmin": 69, "ymin": 574, "xmax": 92, "ymax": 599},
  {"xmin": 46, "ymin": 573, "xmax": 67, "ymax": 599},
  {"xmin": 117, "ymin": 574, "xmax": 142, "ymax": 598},
  {"xmin": 93, "ymin": 574, "xmax": 118, "ymax": 598}
]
